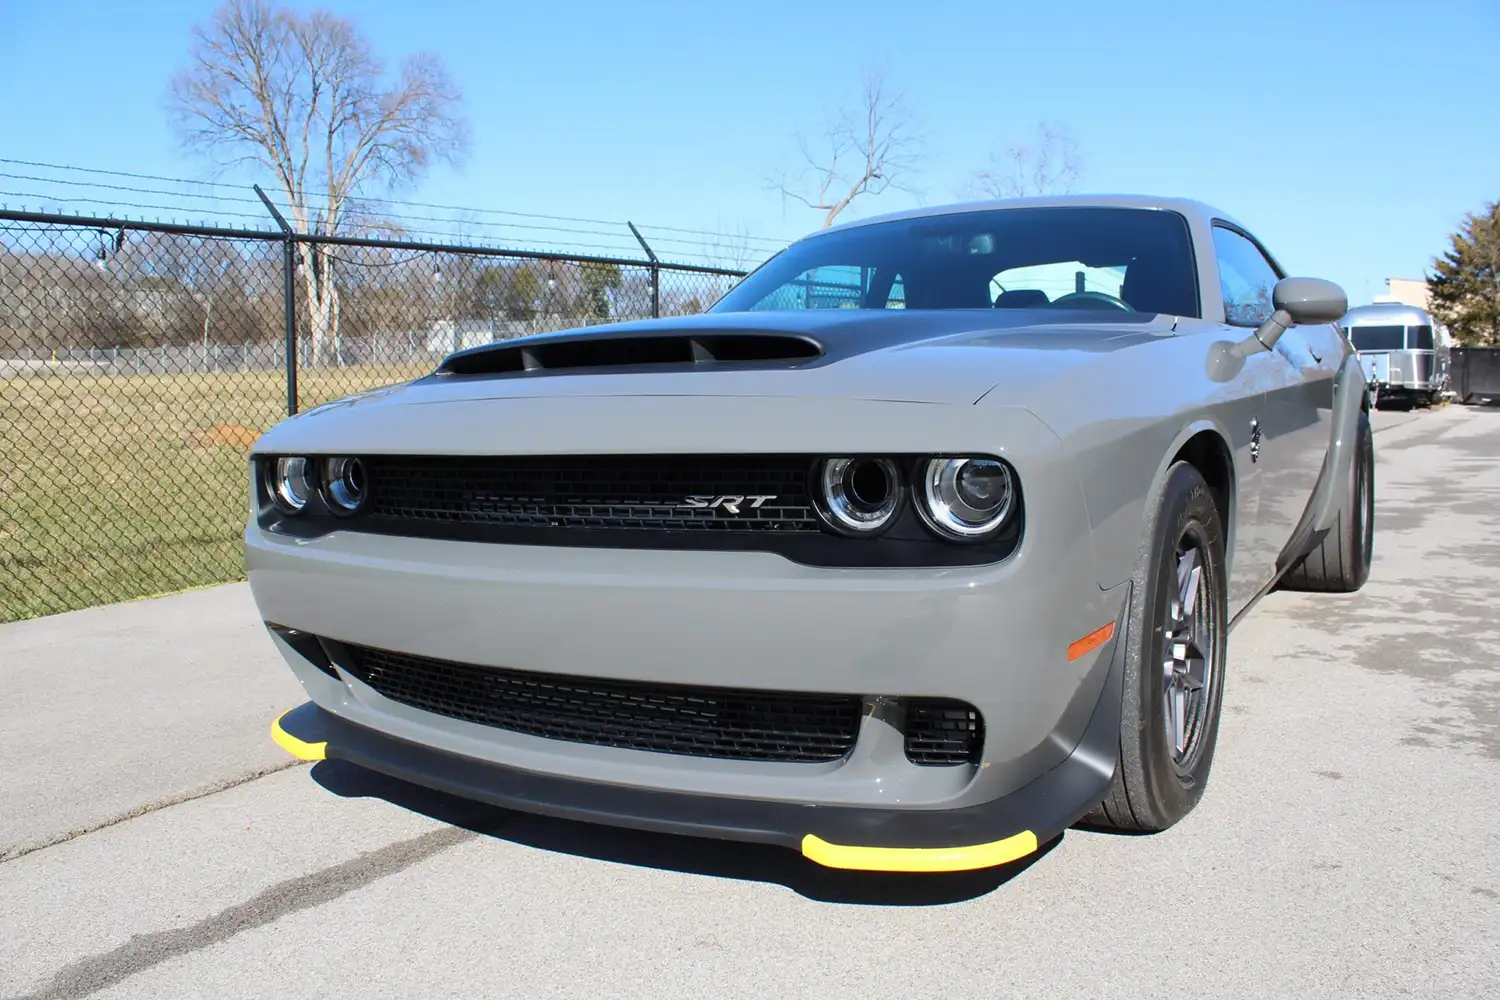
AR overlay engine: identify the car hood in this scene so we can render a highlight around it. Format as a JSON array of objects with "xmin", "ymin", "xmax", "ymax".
[{"xmin": 299, "ymin": 309, "xmax": 1176, "ymax": 418}]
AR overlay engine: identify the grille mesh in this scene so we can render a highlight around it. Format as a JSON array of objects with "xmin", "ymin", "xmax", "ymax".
[
  {"xmin": 904, "ymin": 699, "xmax": 984, "ymax": 766},
  {"xmin": 363, "ymin": 455, "xmax": 820, "ymax": 533},
  {"xmin": 342, "ymin": 644, "xmax": 863, "ymax": 763}
]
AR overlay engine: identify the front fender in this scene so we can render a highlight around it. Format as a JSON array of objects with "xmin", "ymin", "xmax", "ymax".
[{"xmin": 1005, "ymin": 407, "xmax": 1242, "ymax": 592}]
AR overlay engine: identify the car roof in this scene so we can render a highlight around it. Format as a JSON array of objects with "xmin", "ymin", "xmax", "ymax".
[
  {"xmin": 816, "ymin": 194, "xmax": 1246, "ymax": 238},
  {"xmin": 1341, "ymin": 301, "xmax": 1436, "ymax": 326}
]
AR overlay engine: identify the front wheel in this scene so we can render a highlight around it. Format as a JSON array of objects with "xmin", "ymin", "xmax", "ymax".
[{"xmin": 1085, "ymin": 461, "xmax": 1229, "ymax": 832}]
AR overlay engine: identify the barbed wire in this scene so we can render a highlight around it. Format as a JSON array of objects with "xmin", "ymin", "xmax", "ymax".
[
  {"xmin": 0, "ymin": 158, "xmax": 794, "ymax": 256},
  {"xmin": 0, "ymin": 187, "xmax": 780, "ymax": 267}
]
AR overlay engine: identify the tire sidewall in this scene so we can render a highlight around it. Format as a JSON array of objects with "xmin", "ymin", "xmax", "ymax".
[
  {"xmin": 1124, "ymin": 462, "xmax": 1230, "ymax": 825},
  {"xmin": 1350, "ymin": 410, "xmax": 1375, "ymax": 587}
]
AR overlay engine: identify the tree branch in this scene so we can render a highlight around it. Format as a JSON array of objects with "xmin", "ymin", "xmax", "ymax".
[
  {"xmin": 775, "ymin": 67, "xmax": 921, "ymax": 228},
  {"xmin": 965, "ymin": 121, "xmax": 1083, "ymax": 200},
  {"xmin": 166, "ymin": 0, "xmax": 468, "ymax": 363}
]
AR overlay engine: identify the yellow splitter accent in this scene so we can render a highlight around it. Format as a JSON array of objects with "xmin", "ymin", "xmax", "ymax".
[
  {"xmin": 800, "ymin": 830, "xmax": 1039, "ymax": 873},
  {"xmin": 271, "ymin": 709, "xmax": 328, "ymax": 761},
  {"xmin": 270, "ymin": 709, "xmax": 1038, "ymax": 873}
]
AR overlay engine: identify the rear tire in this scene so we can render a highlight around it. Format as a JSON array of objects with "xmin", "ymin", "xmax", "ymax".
[
  {"xmin": 1085, "ymin": 461, "xmax": 1228, "ymax": 833},
  {"xmin": 1278, "ymin": 408, "xmax": 1374, "ymax": 594}
]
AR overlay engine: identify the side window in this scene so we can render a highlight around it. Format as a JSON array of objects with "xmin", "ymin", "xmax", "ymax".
[{"xmin": 1212, "ymin": 226, "xmax": 1280, "ymax": 327}]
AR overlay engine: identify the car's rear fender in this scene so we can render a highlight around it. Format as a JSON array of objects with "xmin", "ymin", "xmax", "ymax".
[{"xmin": 1270, "ymin": 348, "xmax": 1369, "ymax": 573}]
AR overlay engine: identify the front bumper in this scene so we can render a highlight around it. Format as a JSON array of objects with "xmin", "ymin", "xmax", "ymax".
[
  {"xmin": 270, "ymin": 600, "xmax": 1124, "ymax": 872},
  {"xmin": 246, "ymin": 395, "xmax": 1126, "ymax": 857},
  {"xmin": 247, "ymin": 517, "xmax": 1123, "ymax": 812}
]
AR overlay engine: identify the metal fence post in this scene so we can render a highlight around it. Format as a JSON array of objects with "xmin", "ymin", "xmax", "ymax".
[
  {"xmin": 627, "ymin": 222, "xmax": 660, "ymax": 318},
  {"xmin": 254, "ymin": 185, "xmax": 299, "ymax": 415}
]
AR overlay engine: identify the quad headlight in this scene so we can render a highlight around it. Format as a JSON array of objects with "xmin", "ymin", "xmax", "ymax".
[
  {"xmin": 914, "ymin": 457, "xmax": 1016, "ymax": 540},
  {"xmin": 262, "ymin": 455, "xmax": 369, "ymax": 516},
  {"xmin": 812, "ymin": 457, "xmax": 902, "ymax": 535},
  {"xmin": 321, "ymin": 456, "xmax": 368, "ymax": 514},
  {"xmin": 267, "ymin": 456, "xmax": 316, "ymax": 515}
]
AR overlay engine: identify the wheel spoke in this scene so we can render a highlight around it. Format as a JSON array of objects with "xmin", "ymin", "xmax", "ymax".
[
  {"xmin": 1177, "ymin": 547, "xmax": 1202, "ymax": 618},
  {"xmin": 1171, "ymin": 686, "xmax": 1187, "ymax": 754},
  {"xmin": 1183, "ymin": 656, "xmax": 1206, "ymax": 691}
]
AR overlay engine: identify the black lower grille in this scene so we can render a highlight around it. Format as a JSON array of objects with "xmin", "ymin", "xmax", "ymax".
[
  {"xmin": 341, "ymin": 644, "xmax": 863, "ymax": 763},
  {"xmin": 363, "ymin": 454, "xmax": 820, "ymax": 533},
  {"xmin": 904, "ymin": 699, "xmax": 984, "ymax": 766}
]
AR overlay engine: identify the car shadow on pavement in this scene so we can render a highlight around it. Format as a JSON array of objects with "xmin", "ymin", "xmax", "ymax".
[{"xmin": 309, "ymin": 759, "xmax": 1057, "ymax": 906}]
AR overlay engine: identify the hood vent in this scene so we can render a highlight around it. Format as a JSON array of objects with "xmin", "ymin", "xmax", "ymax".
[{"xmin": 437, "ymin": 332, "xmax": 823, "ymax": 377}]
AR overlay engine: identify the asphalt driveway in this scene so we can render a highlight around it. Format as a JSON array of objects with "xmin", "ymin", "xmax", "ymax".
[{"xmin": 2, "ymin": 403, "xmax": 1496, "ymax": 999}]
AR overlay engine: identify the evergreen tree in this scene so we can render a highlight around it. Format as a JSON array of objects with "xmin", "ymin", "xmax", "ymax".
[{"xmin": 1429, "ymin": 201, "xmax": 1500, "ymax": 346}]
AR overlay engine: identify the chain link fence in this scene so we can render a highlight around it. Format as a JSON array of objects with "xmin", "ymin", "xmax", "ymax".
[{"xmin": 0, "ymin": 209, "xmax": 747, "ymax": 622}]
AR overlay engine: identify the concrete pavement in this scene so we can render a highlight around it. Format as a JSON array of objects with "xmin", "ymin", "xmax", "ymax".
[
  {"xmin": 1, "ymin": 403, "xmax": 1496, "ymax": 999},
  {"xmin": 0, "ymin": 584, "xmax": 302, "ymax": 860}
]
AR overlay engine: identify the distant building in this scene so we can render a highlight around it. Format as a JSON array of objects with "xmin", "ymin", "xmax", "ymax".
[{"xmin": 1373, "ymin": 277, "xmax": 1432, "ymax": 312}]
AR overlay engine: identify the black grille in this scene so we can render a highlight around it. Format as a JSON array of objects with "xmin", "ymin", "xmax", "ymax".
[
  {"xmin": 341, "ymin": 644, "xmax": 863, "ymax": 763},
  {"xmin": 904, "ymin": 699, "xmax": 984, "ymax": 766},
  {"xmin": 362, "ymin": 455, "xmax": 820, "ymax": 533}
]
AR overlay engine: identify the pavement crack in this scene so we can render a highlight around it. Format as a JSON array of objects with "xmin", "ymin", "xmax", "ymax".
[
  {"xmin": 7, "ymin": 826, "xmax": 473, "ymax": 1000},
  {"xmin": 0, "ymin": 761, "xmax": 308, "ymax": 865}
]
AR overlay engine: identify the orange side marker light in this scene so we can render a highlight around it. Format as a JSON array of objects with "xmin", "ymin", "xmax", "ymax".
[{"xmin": 1067, "ymin": 621, "xmax": 1115, "ymax": 661}]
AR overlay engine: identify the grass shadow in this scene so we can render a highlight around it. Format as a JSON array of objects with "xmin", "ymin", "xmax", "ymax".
[{"xmin": 309, "ymin": 758, "xmax": 1057, "ymax": 906}]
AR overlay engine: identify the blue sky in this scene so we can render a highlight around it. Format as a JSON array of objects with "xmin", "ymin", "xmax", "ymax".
[{"xmin": 2, "ymin": 0, "xmax": 1497, "ymax": 304}]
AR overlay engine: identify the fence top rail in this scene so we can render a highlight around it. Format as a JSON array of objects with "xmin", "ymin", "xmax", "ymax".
[
  {"xmin": 0, "ymin": 207, "xmax": 284, "ymax": 241},
  {"xmin": 0, "ymin": 207, "xmax": 751, "ymax": 277}
]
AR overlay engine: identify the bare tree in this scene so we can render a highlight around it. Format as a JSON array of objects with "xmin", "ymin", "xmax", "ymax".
[
  {"xmin": 698, "ymin": 220, "xmax": 776, "ymax": 302},
  {"xmin": 966, "ymin": 122, "xmax": 1083, "ymax": 200},
  {"xmin": 702, "ymin": 221, "xmax": 762, "ymax": 273},
  {"xmin": 168, "ymin": 0, "xmax": 467, "ymax": 365},
  {"xmin": 776, "ymin": 68, "xmax": 921, "ymax": 229}
]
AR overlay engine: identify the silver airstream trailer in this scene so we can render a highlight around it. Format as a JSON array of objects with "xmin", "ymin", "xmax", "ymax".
[{"xmin": 1341, "ymin": 302, "xmax": 1451, "ymax": 409}]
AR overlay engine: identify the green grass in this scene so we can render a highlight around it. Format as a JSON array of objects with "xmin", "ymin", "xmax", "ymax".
[{"xmin": 0, "ymin": 365, "xmax": 428, "ymax": 623}]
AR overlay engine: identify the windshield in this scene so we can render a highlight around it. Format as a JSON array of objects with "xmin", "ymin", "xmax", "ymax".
[
  {"xmin": 1350, "ymin": 325, "xmax": 1405, "ymax": 352},
  {"xmin": 711, "ymin": 207, "xmax": 1200, "ymax": 318}
]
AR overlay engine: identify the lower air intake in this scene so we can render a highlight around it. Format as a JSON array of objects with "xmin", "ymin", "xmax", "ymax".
[
  {"xmin": 340, "ymin": 644, "xmax": 863, "ymax": 764},
  {"xmin": 904, "ymin": 699, "xmax": 984, "ymax": 766}
]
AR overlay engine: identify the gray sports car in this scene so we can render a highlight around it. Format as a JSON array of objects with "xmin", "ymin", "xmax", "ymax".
[{"xmin": 255, "ymin": 195, "xmax": 1374, "ymax": 873}]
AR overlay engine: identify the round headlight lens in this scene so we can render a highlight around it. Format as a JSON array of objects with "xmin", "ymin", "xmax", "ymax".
[
  {"xmin": 270, "ymin": 457, "xmax": 315, "ymax": 514},
  {"xmin": 956, "ymin": 460, "xmax": 1009, "ymax": 510},
  {"xmin": 813, "ymin": 457, "xmax": 901, "ymax": 535},
  {"xmin": 918, "ymin": 457, "xmax": 1015, "ymax": 539},
  {"xmin": 321, "ymin": 457, "xmax": 368, "ymax": 514}
]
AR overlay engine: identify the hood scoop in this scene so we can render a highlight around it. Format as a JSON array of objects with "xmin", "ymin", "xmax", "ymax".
[{"xmin": 436, "ymin": 331, "xmax": 823, "ymax": 377}]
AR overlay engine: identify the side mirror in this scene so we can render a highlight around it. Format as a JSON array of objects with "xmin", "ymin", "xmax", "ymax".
[
  {"xmin": 1245, "ymin": 277, "xmax": 1349, "ymax": 352},
  {"xmin": 1273, "ymin": 277, "xmax": 1348, "ymax": 325}
]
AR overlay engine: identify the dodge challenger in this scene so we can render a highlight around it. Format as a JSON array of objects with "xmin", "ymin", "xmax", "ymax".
[{"xmin": 256, "ymin": 195, "xmax": 1374, "ymax": 873}]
